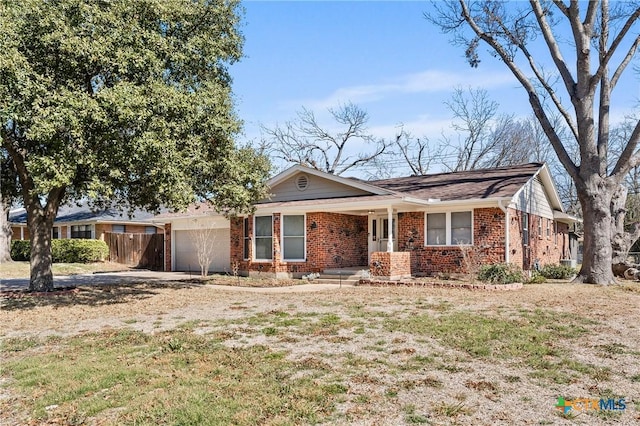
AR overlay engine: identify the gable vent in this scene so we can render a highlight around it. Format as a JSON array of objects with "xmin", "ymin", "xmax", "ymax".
[{"xmin": 296, "ymin": 174, "xmax": 309, "ymax": 191}]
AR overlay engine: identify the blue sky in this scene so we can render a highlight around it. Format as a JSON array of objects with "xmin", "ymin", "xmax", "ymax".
[{"xmin": 232, "ymin": 1, "xmax": 639, "ymax": 174}]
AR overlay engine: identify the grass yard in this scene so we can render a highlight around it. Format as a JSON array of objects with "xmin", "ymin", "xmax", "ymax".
[
  {"xmin": 2, "ymin": 280, "xmax": 640, "ymax": 425},
  {"xmin": 0, "ymin": 261, "xmax": 128, "ymax": 279}
]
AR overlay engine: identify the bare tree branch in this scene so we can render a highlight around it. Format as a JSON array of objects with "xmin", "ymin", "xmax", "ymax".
[
  {"xmin": 455, "ymin": 0, "xmax": 580, "ymax": 181},
  {"xmin": 262, "ymin": 103, "xmax": 390, "ymax": 176},
  {"xmin": 393, "ymin": 128, "xmax": 433, "ymax": 176},
  {"xmin": 592, "ymin": 6, "xmax": 640, "ymax": 92}
]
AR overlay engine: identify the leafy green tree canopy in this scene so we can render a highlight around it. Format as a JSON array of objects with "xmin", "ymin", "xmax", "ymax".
[{"xmin": 0, "ymin": 0, "xmax": 270, "ymax": 290}]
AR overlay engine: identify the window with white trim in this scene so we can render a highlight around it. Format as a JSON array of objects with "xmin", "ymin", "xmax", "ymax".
[
  {"xmin": 546, "ymin": 219, "xmax": 551, "ymax": 238},
  {"xmin": 425, "ymin": 211, "xmax": 473, "ymax": 246},
  {"xmin": 426, "ymin": 213, "xmax": 446, "ymax": 245},
  {"xmin": 254, "ymin": 216, "xmax": 273, "ymax": 260},
  {"xmin": 522, "ymin": 213, "xmax": 529, "ymax": 246},
  {"xmin": 451, "ymin": 212, "xmax": 472, "ymax": 244},
  {"xmin": 52, "ymin": 226, "xmax": 60, "ymax": 239},
  {"xmin": 112, "ymin": 225, "xmax": 125, "ymax": 233},
  {"xmin": 282, "ymin": 215, "xmax": 305, "ymax": 260},
  {"xmin": 145, "ymin": 226, "xmax": 157, "ymax": 234},
  {"xmin": 538, "ymin": 217, "xmax": 543, "ymax": 237}
]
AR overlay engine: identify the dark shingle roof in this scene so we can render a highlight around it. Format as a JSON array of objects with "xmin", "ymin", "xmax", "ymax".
[
  {"xmin": 366, "ymin": 163, "xmax": 543, "ymax": 201},
  {"xmin": 9, "ymin": 203, "xmax": 157, "ymax": 224}
]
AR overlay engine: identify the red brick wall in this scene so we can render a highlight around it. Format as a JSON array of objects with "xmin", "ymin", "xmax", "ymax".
[
  {"xmin": 399, "ymin": 208, "xmax": 506, "ymax": 276},
  {"xmin": 95, "ymin": 224, "xmax": 109, "ymax": 240},
  {"xmin": 164, "ymin": 223, "xmax": 172, "ymax": 272},
  {"xmin": 230, "ymin": 212, "xmax": 368, "ymax": 277},
  {"xmin": 10, "ymin": 226, "xmax": 26, "ymax": 240},
  {"xmin": 370, "ymin": 252, "xmax": 411, "ymax": 279},
  {"xmin": 306, "ymin": 212, "xmax": 368, "ymax": 269},
  {"xmin": 226, "ymin": 207, "xmax": 573, "ymax": 278},
  {"xmin": 508, "ymin": 208, "xmax": 570, "ymax": 270},
  {"xmin": 230, "ymin": 216, "xmax": 248, "ymax": 272}
]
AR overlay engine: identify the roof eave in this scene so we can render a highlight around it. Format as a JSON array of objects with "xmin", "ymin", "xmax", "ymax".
[
  {"xmin": 419, "ymin": 197, "xmax": 514, "ymax": 207},
  {"xmin": 553, "ymin": 211, "xmax": 582, "ymax": 224}
]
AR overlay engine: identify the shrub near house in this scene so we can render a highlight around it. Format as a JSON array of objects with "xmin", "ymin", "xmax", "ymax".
[{"xmin": 11, "ymin": 240, "xmax": 109, "ymax": 263}]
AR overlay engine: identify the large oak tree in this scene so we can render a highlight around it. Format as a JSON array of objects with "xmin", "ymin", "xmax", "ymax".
[
  {"xmin": 0, "ymin": 0, "xmax": 270, "ymax": 291},
  {"xmin": 430, "ymin": 0, "xmax": 640, "ymax": 284}
]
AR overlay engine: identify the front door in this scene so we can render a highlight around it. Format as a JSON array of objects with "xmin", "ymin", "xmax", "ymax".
[
  {"xmin": 368, "ymin": 215, "xmax": 398, "ymax": 262},
  {"xmin": 378, "ymin": 216, "xmax": 397, "ymax": 252}
]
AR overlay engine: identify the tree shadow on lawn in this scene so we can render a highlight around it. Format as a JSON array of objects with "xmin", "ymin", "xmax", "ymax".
[{"xmin": 0, "ymin": 280, "xmax": 204, "ymax": 311}]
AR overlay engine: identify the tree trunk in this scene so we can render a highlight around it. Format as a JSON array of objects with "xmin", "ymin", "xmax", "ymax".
[
  {"xmin": 28, "ymin": 214, "xmax": 54, "ymax": 291},
  {"xmin": 611, "ymin": 185, "xmax": 640, "ymax": 264},
  {"xmin": 0, "ymin": 198, "xmax": 13, "ymax": 263},
  {"xmin": 575, "ymin": 183, "xmax": 617, "ymax": 284}
]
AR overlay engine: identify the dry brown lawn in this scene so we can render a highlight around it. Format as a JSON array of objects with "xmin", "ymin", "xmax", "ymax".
[
  {"xmin": 2, "ymin": 278, "xmax": 640, "ymax": 425},
  {"xmin": 0, "ymin": 261, "xmax": 129, "ymax": 279}
]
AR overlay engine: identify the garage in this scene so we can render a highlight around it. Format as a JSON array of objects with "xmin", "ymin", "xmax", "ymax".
[{"xmin": 173, "ymin": 227, "xmax": 230, "ymax": 274}]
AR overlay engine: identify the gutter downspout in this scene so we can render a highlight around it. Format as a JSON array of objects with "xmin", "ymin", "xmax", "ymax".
[{"xmin": 498, "ymin": 200, "xmax": 510, "ymax": 264}]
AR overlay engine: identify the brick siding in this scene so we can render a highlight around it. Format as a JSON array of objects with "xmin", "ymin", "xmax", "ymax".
[
  {"xmin": 164, "ymin": 223, "xmax": 172, "ymax": 271},
  {"xmin": 396, "ymin": 208, "xmax": 570, "ymax": 275},
  {"xmin": 398, "ymin": 208, "xmax": 506, "ymax": 275},
  {"xmin": 508, "ymin": 208, "xmax": 569, "ymax": 270},
  {"xmin": 370, "ymin": 252, "xmax": 411, "ymax": 279},
  {"xmin": 196, "ymin": 206, "xmax": 573, "ymax": 279},
  {"xmin": 230, "ymin": 212, "xmax": 368, "ymax": 277}
]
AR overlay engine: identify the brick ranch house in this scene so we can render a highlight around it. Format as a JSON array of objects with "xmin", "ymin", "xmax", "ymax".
[
  {"xmin": 10, "ymin": 203, "xmax": 165, "ymax": 269},
  {"xmin": 10, "ymin": 203, "xmax": 163, "ymax": 241},
  {"xmin": 159, "ymin": 163, "xmax": 579, "ymax": 279}
]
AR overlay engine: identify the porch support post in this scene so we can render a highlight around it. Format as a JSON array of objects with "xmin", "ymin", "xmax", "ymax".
[{"xmin": 386, "ymin": 206, "xmax": 393, "ymax": 252}]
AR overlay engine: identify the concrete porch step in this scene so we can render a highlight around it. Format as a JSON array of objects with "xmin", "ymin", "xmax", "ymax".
[
  {"xmin": 300, "ymin": 267, "xmax": 368, "ymax": 285},
  {"xmin": 307, "ymin": 277, "xmax": 360, "ymax": 286},
  {"xmin": 322, "ymin": 267, "xmax": 368, "ymax": 276}
]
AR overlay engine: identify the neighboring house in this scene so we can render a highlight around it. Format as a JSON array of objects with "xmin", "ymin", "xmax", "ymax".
[
  {"xmin": 10, "ymin": 204, "xmax": 163, "ymax": 241},
  {"xmin": 159, "ymin": 163, "xmax": 579, "ymax": 279},
  {"xmin": 10, "ymin": 204, "xmax": 165, "ymax": 269}
]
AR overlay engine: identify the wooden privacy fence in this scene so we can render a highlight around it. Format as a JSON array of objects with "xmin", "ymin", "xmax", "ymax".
[{"xmin": 105, "ymin": 232, "xmax": 164, "ymax": 270}]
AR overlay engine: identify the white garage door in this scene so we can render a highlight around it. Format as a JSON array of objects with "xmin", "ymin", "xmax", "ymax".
[{"xmin": 174, "ymin": 228, "xmax": 230, "ymax": 273}]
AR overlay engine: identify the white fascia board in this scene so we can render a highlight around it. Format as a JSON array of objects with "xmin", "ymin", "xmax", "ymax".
[
  {"xmin": 149, "ymin": 212, "xmax": 225, "ymax": 223},
  {"xmin": 420, "ymin": 197, "xmax": 513, "ymax": 209},
  {"xmin": 53, "ymin": 220, "xmax": 99, "ymax": 226},
  {"xmin": 553, "ymin": 211, "xmax": 582, "ymax": 223},
  {"xmin": 94, "ymin": 220, "xmax": 159, "ymax": 226},
  {"xmin": 53, "ymin": 219, "xmax": 156, "ymax": 226},
  {"xmin": 254, "ymin": 197, "xmax": 407, "ymax": 215},
  {"xmin": 266, "ymin": 164, "xmax": 391, "ymax": 196},
  {"xmin": 253, "ymin": 197, "xmax": 510, "ymax": 215}
]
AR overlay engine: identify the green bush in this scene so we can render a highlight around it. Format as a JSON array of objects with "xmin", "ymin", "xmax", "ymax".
[
  {"xmin": 10, "ymin": 240, "xmax": 31, "ymax": 261},
  {"xmin": 11, "ymin": 239, "xmax": 109, "ymax": 263},
  {"xmin": 478, "ymin": 263, "xmax": 524, "ymax": 284},
  {"xmin": 538, "ymin": 264, "xmax": 576, "ymax": 279},
  {"xmin": 527, "ymin": 272, "xmax": 547, "ymax": 284}
]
